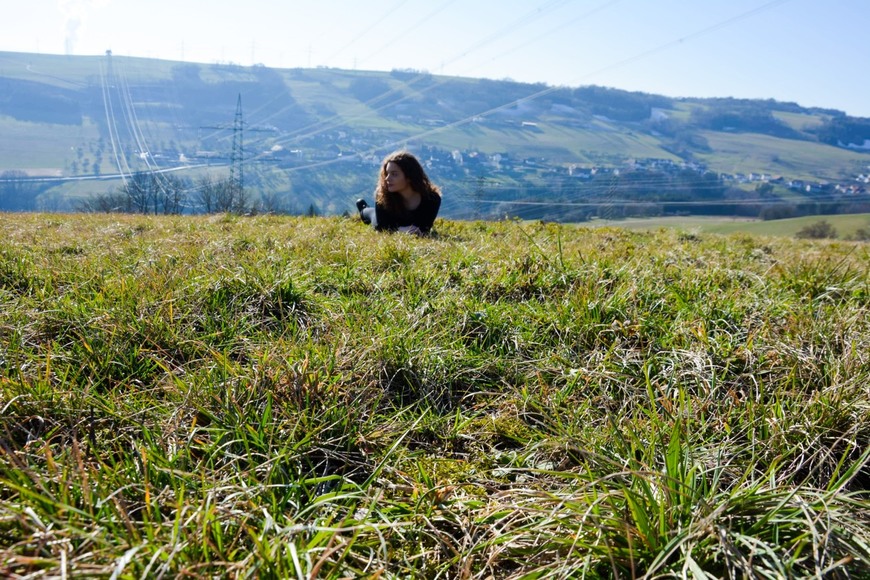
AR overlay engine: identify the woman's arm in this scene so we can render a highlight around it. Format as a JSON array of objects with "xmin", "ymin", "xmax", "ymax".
[{"xmin": 415, "ymin": 195, "xmax": 441, "ymax": 233}]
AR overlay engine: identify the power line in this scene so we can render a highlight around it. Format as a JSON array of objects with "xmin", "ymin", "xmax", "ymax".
[
  {"xmin": 251, "ymin": 0, "xmax": 801, "ymax": 181},
  {"xmin": 320, "ymin": 0, "xmax": 410, "ymax": 67},
  {"xmin": 355, "ymin": 0, "xmax": 461, "ymax": 67},
  {"xmin": 99, "ymin": 53, "xmax": 132, "ymax": 184},
  {"xmin": 469, "ymin": 0, "xmax": 627, "ymax": 74},
  {"xmin": 245, "ymin": 0, "xmax": 601, "ymax": 151}
]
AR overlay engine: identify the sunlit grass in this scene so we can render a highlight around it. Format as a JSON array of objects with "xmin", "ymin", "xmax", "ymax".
[{"xmin": 1, "ymin": 212, "xmax": 868, "ymax": 578}]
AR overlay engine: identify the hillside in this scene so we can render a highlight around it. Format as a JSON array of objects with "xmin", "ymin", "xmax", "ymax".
[
  {"xmin": 1, "ymin": 50, "xmax": 869, "ymax": 220},
  {"xmin": 1, "ymin": 213, "xmax": 868, "ymax": 577}
]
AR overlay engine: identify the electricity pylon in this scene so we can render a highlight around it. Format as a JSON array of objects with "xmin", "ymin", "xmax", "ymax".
[{"xmin": 229, "ymin": 93, "xmax": 244, "ymax": 197}]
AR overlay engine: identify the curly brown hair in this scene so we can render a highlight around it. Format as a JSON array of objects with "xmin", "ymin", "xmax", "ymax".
[{"xmin": 374, "ymin": 151, "xmax": 441, "ymax": 214}]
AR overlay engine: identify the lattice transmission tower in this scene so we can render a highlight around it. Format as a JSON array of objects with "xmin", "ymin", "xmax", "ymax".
[{"xmin": 229, "ymin": 93, "xmax": 244, "ymax": 197}]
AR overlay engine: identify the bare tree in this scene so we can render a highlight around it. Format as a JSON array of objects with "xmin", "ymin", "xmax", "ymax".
[
  {"xmin": 124, "ymin": 171, "xmax": 153, "ymax": 214},
  {"xmin": 195, "ymin": 173, "xmax": 250, "ymax": 214},
  {"xmin": 97, "ymin": 171, "xmax": 190, "ymax": 215},
  {"xmin": 218, "ymin": 179, "xmax": 250, "ymax": 214},
  {"xmin": 258, "ymin": 190, "xmax": 288, "ymax": 214},
  {"xmin": 158, "ymin": 173, "xmax": 188, "ymax": 215},
  {"xmin": 77, "ymin": 191, "xmax": 132, "ymax": 213},
  {"xmin": 0, "ymin": 170, "xmax": 41, "ymax": 211},
  {"xmin": 195, "ymin": 175, "xmax": 220, "ymax": 214}
]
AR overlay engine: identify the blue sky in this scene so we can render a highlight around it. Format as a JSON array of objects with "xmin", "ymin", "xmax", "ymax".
[{"xmin": 3, "ymin": 0, "xmax": 868, "ymax": 117}]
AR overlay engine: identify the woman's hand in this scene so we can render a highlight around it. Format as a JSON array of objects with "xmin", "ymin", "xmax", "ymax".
[{"xmin": 398, "ymin": 225, "xmax": 423, "ymax": 236}]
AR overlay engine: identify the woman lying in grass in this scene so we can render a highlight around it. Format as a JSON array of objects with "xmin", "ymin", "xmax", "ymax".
[{"xmin": 356, "ymin": 150, "xmax": 442, "ymax": 235}]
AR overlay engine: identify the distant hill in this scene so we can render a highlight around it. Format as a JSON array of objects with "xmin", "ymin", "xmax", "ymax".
[{"xmin": 1, "ymin": 50, "xmax": 869, "ymax": 220}]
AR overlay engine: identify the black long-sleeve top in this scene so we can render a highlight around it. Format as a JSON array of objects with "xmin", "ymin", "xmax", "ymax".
[{"xmin": 374, "ymin": 193, "xmax": 441, "ymax": 233}]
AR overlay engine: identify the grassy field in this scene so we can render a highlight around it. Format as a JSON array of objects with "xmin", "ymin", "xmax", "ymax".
[
  {"xmin": 593, "ymin": 213, "xmax": 870, "ymax": 239},
  {"xmin": 1, "ymin": 212, "xmax": 868, "ymax": 578},
  {"xmin": 772, "ymin": 110, "xmax": 830, "ymax": 132},
  {"xmin": 0, "ymin": 117, "xmax": 98, "ymax": 173}
]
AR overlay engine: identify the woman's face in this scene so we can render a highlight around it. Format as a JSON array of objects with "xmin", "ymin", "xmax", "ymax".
[{"xmin": 384, "ymin": 162, "xmax": 412, "ymax": 195}]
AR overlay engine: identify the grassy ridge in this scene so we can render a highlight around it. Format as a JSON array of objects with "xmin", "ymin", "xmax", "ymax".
[{"xmin": 1, "ymin": 213, "xmax": 869, "ymax": 578}]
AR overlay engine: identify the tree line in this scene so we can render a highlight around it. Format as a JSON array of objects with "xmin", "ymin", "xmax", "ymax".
[
  {"xmin": 0, "ymin": 170, "xmax": 45, "ymax": 211},
  {"xmin": 76, "ymin": 172, "xmax": 259, "ymax": 215}
]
